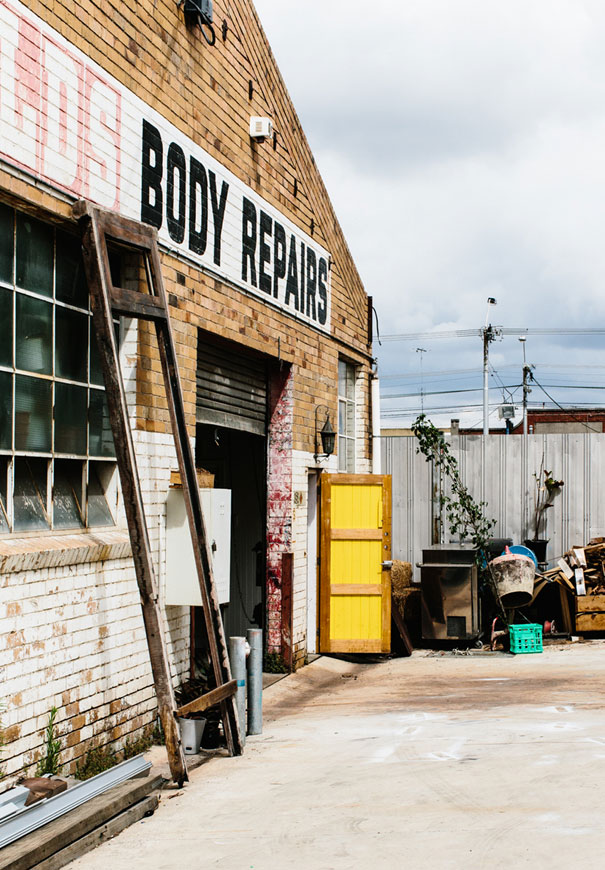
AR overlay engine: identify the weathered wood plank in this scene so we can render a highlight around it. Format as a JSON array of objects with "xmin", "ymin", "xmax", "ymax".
[
  {"xmin": 110, "ymin": 286, "xmax": 167, "ymax": 321},
  {"xmin": 319, "ymin": 476, "xmax": 332, "ymax": 653},
  {"xmin": 391, "ymin": 602, "xmax": 413, "ymax": 657},
  {"xmin": 77, "ymin": 203, "xmax": 188, "ymax": 787},
  {"xmin": 176, "ymin": 680, "xmax": 237, "ymax": 717},
  {"xmin": 330, "ymin": 584, "xmax": 382, "ymax": 595},
  {"xmin": 34, "ymin": 795, "xmax": 159, "ymax": 870},
  {"xmin": 576, "ymin": 612, "xmax": 605, "ymax": 631},
  {"xmin": 559, "ymin": 585, "xmax": 573, "ymax": 634},
  {"xmin": 576, "ymin": 594, "xmax": 605, "ymax": 613},
  {"xmin": 151, "ymin": 237, "xmax": 242, "ymax": 756},
  {"xmin": 77, "ymin": 200, "xmax": 244, "ymax": 764},
  {"xmin": 281, "ymin": 552, "xmax": 294, "ymax": 671},
  {"xmin": 327, "ymin": 639, "xmax": 384, "ymax": 653},
  {"xmin": 331, "ymin": 529, "xmax": 382, "ymax": 540},
  {"xmin": 0, "ymin": 775, "xmax": 163, "ymax": 870},
  {"xmin": 381, "ymin": 476, "xmax": 393, "ymax": 653}
]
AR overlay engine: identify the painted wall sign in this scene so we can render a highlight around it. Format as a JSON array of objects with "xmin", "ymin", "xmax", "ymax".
[{"xmin": 0, "ymin": 0, "xmax": 332, "ymax": 332}]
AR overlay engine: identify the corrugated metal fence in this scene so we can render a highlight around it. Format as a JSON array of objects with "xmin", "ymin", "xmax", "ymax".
[{"xmin": 382, "ymin": 433, "xmax": 605, "ymax": 578}]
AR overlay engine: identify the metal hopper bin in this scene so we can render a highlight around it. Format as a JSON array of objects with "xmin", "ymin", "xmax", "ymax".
[{"xmin": 420, "ymin": 545, "xmax": 480, "ymax": 641}]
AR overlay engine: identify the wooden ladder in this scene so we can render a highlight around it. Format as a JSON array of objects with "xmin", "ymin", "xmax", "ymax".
[{"xmin": 74, "ymin": 202, "xmax": 243, "ymax": 786}]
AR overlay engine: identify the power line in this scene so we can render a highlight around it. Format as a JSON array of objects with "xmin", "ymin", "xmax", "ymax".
[
  {"xmin": 489, "ymin": 362, "xmax": 514, "ymax": 403},
  {"xmin": 529, "ymin": 374, "xmax": 602, "ymax": 434},
  {"xmin": 383, "ymin": 382, "xmax": 605, "ymax": 401},
  {"xmin": 382, "ymin": 384, "xmax": 521, "ymax": 400},
  {"xmin": 382, "ymin": 400, "xmax": 605, "ymax": 419},
  {"xmin": 381, "ymin": 327, "xmax": 605, "ymax": 342},
  {"xmin": 380, "ymin": 362, "xmax": 605, "ymax": 382},
  {"xmin": 380, "ymin": 363, "xmax": 605, "ymax": 381}
]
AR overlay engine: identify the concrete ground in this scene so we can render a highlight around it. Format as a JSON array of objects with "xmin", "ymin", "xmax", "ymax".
[{"xmin": 70, "ymin": 642, "xmax": 605, "ymax": 869}]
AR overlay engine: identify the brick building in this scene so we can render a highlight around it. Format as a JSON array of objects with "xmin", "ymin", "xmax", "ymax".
[{"xmin": 0, "ymin": 0, "xmax": 375, "ymax": 779}]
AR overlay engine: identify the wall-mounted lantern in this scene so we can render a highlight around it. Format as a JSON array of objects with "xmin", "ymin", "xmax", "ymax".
[{"xmin": 314, "ymin": 405, "xmax": 336, "ymax": 463}]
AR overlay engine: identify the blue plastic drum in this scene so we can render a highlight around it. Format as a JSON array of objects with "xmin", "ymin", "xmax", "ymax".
[{"xmin": 501, "ymin": 544, "xmax": 539, "ymax": 569}]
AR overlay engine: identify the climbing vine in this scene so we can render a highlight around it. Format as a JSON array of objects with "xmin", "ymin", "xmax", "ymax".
[{"xmin": 412, "ymin": 414, "xmax": 496, "ymax": 556}]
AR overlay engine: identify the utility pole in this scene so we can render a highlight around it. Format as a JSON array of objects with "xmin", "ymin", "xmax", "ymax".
[
  {"xmin": 482, "ymin": 298, "xmax": 498, "ymax": 437},
  {"xmin": 416, "ymin": 347, "xmax": 427, "ymax": 413},
  {"xmin": 519, "ymin": 336, "xmax": 532, "ymax": 436},
  {"xmin": 519, "ymin": 336, "xmax": 533, "ymax": 541},
  {"xmin": 482, "ymin": 298, "xmax": 498, "ymax": 504}
]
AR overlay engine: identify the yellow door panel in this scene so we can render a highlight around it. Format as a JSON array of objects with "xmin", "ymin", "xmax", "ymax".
[
  {"xmin": 330, "ymin": 540, "xmax": 382, "ymax": 584},
  {"xmin": 330, "ymin": 485, "xmax": 382, "ymax": 529},
  {"xmin": 330, "ymin": 596, "xmax": 383, "ymax": 640},
  {"xmin": 320, "ymin": 474, "xmax": 392, "ymax": 654}
]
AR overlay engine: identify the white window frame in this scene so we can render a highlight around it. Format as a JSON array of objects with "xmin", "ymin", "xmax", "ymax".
[{"xmin": 338, "ymin": 359, "xmax": 357, "ymax": 473}]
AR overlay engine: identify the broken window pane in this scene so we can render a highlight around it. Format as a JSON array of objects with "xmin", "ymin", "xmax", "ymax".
[
  {"xmin": 0, "ymin": 203, "xmax": 13, "ymax": 286},
  {"xmin": 0, "ymin": 372, "xmax": 13, "ymax": 451},
  {"xmin": 16, "ymin": 214, "xmax": 53, "ymax": 297},
  {"xmin": 89, "ymin": 331, "xmax": 104, "ymax": 387},
  {"xmin": 0, "ymin": 458, "xmax": 9, "ymax": 533},
  {"xmin": 53, "ymin": 459, "xmax": 84, "ymax": 529},
  {"xmin": 54, "ymin": 383, "xmax": 87, "ymax": 455},
  {"xmin": 87, "ymin": 461, "xmax": 114, "ymax": 526},
  {"xmin": 0, "ymin": 287, "xmax": 13, "ymax": 368},
  {"xmin": 55, "ymin": 231, "xmax": 88, "ymax": 309},
  {"xmin": 13, "ymin": 457, "xmax": 49, "ymax": 531},
  {"xmin": 55, "ymin": 308, "xmax": 87, "ymax": 382},
  {"xmin": 15, "ymin": 375, "xmax": 52, "ymax": 452},
  {"xmin": 16, "ymin": 294, "xmax": 52, "ymax": 374},
  {"xmin": 89, "ymin": 389, "xmax": 115, "ymax": 457}
]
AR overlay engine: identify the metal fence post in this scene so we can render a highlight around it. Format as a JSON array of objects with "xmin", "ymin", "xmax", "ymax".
[
  {"xmin": 228, "ymin": 636, "xmax": 246, "ymax": 746},
  {"xmin": 246, "ymin": 628, "xmax": 263, "ymax": 735}
]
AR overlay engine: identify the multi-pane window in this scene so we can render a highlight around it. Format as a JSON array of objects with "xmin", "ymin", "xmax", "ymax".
[
  {"xmin": 338, "ymin": 359, "xmax": 356, "ymax": 473},
  {"xmin": 0, "ymin": 203, "xmax": 116, "ymax": 533}
]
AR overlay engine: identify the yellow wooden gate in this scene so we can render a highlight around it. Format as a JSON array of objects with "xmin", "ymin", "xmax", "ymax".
[{"xmin": 319, "ymin": 474, "xmax": 392, "ymax": 654}]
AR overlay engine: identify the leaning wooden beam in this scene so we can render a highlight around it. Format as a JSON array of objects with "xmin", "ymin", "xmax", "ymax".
[
  {"xmin": 76, "ymin": 204, "xmax": 187, "ymax": 787},
  {"xmin": 75, "ymin": 201, "xmax": 243, "ymax": 778},
  {"xmin": 176, "ymin": 680, "xmax": 237, "ymax": 718},
  {"xmin": 148, "ymin": 239, "xmax": 242, "ymax": 756}
]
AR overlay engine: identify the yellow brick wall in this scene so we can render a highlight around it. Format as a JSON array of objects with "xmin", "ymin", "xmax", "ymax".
[{"xmin": 6, "ymin": 0, "xmax": 373, "ymax": 459}]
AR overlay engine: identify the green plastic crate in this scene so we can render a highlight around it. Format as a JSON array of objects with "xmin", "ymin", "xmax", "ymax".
[{"xmin": 509, "ymin": 623, "xmax": 543, "ymax": 654}]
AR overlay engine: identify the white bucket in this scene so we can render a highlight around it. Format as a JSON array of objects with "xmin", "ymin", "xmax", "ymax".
[{"xmin": 178, "ymin": 717, "xmax": 206, "ymax": 754}]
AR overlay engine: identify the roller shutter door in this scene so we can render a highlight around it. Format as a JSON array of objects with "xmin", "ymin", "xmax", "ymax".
[{"xmin": 196, "ymin": 339, "xmax": 267, "ymax": 436}]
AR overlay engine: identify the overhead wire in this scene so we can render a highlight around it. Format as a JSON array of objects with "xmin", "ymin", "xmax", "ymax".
[
  {"xmin": 381, "ymin": 327, "xmax": 605, "ymax": 342},
  {"xmin": 382, "ymin": 362, "xmax": 605, "ymax": 378},
  {"xmin": 529, "ymin": 374, "xmax": 603, "ymax": 434}
]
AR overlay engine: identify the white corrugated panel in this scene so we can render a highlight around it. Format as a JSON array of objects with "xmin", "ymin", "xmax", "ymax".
[{"xmin": 382, "ymin": 432, "xmax": 605, "ymax": 571}]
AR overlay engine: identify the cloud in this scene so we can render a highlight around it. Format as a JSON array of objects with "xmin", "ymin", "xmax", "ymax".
[{"xmin": 255, "ymin": 0, "xmax": 605, "ymax": 426}]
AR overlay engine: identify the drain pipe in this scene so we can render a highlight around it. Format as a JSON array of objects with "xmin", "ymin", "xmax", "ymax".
[
  {"xmin": 246, "ymin": 628, "xmax": 263, "ymax": 735},
  {"xmin": 228, "ymin": 636, "xmax": 247, "ymax": 747},
  {"xmin": 371, "ymin": 371, "xmax": 381, "ymax": 474}
]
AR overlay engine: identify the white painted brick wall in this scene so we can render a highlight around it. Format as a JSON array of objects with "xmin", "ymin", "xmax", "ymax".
[{"xmin": 0, "ymin": 321, "xmax": 191, "ymax": 785}]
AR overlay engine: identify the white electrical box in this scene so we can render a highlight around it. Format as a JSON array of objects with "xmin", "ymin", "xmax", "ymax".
[
  {"xmin": 165, "ymin": 487, "xmax": 231, "ymax": 606},
  {"xmin": 249, "ymin": 116, "xmax": 273, "ymax": 140}
]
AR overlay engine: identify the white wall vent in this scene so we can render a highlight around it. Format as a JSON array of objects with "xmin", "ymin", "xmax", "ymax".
[{"xmin": 249, "ymin": 116, "xmax": 273, "ymax": 140}]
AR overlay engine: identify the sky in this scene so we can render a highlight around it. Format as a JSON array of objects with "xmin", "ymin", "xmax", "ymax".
[{"xmin": 253, "ymin": 0, "xmax": 605, "ymax": 429}]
